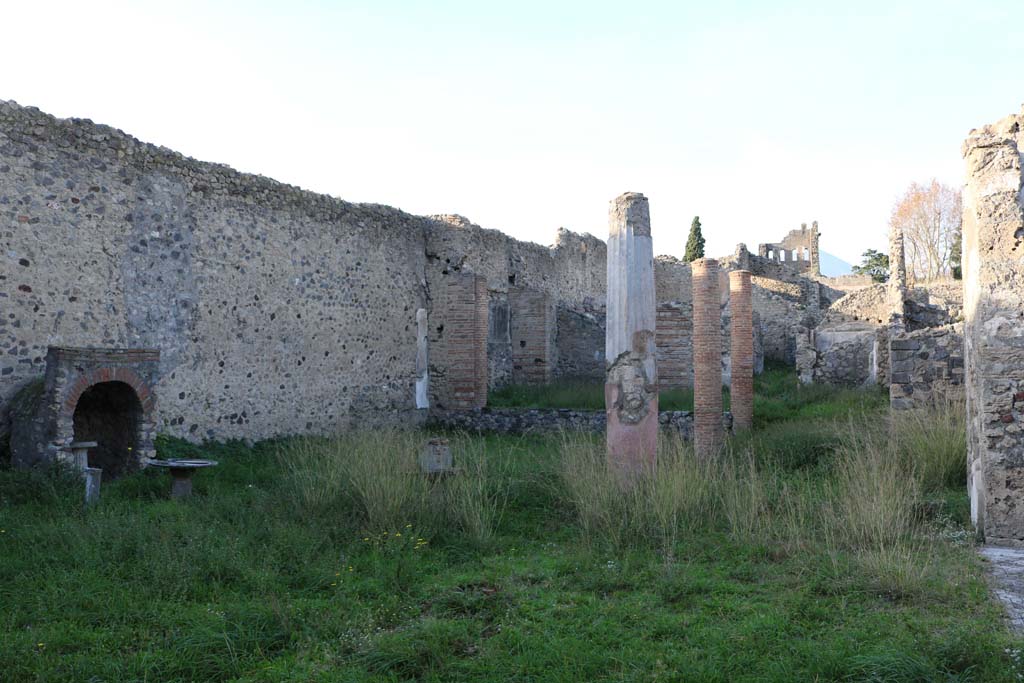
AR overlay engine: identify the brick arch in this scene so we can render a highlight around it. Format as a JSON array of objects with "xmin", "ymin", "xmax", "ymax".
[{"xmin": 61, "ymin": 367, "xmax": 155, "ymax": 419}]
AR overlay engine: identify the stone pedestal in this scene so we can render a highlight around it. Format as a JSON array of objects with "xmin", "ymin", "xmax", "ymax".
[
  {"xmin": 605, "ymin": 192, "xmax": 658, "ymax": 476},
  {"xmin": 419, "ymin": 438, "xmax": 454, "ymax": 474},
  {"xmin": 729, "ymin": 271, "xmax": 754, "ymax": 431},
  {"xmin": 692, "ymin": 258, "xmax": 723, "ymax": 457}
]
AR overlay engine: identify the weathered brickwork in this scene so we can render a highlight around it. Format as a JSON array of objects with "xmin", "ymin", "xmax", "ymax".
[
  {"xmin": 889, "ymin": 325, "xmax": 964, "ymax": 410},
  {"xmin": 509, "ymin": 287, "xmax": 555, "ymax": 385},
  {"xmin": 656, "ymin": 303, "xmax": 692, "ymax": 388},
  {"xmin": 441, "ymin": 274, "xmax": 489, "ymax": 410},
  {"xmin": 729, "ymin": 271, "xmax": 754, "ymax": 430},
  {"xmin": 963, "ymin": 107, "xmax": 1024, "ymax": 545},
  {"xmin": 692, "ymin": 258, "xmax": 723, "ymax": 457},
  {"xmin": 10, "ymin": 347, "xmax": 159, "ymax": 476}
]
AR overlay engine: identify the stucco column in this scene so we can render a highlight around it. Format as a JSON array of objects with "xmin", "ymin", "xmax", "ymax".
[
  {"xmin": 605, "ymin": 192, "xmax": 657, "ymax": 476},
  {"xmin": 729, "ymin": 270, "xmax": 753, "ymax": 431},
  {"xmin": 692, "ymin": 258, "xmax": 723, "ymax": 457},
  {"xmin": 415, "ymin": 308, "xmax": 429, "ymax": 409}
]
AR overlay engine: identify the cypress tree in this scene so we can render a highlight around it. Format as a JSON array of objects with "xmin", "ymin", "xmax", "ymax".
[{"xmin": 684, "ymin": 216, "xmax": 705, "ymax": 262}]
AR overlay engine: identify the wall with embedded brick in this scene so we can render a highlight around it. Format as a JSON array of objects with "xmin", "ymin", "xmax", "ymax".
[{"xmin": 1, "ymin": 100, "xmax": 845, "ymax": 448}]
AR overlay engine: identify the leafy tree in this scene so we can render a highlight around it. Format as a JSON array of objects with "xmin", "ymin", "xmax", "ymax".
[
  {"xmin": 950, "ymin": 227, "xmax": 962, "ymax": 280},
  {"xmin": 684, "ymin": 216, "xmax": 705, "ymax": 262},
  {"xmin": 889, "ymin": 180, "xmax": 962, "ymax": 280},
  {"xmin": 852, "ymin": 249, "xmax": 890, "ymax": 283}
]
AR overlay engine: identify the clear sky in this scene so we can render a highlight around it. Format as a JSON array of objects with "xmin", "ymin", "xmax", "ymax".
[{"xmin": 4, "ymin": 0, "xmax": 1022, "ymax": 265}]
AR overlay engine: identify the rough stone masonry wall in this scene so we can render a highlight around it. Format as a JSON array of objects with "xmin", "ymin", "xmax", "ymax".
[
  {"xmin": 0, "ymin": 100, "xmax": 834, "ymax": 445},
  {"xmin": 0, "ymin": 100, "xmax": 431, "ymax": 443},
  {"xmin": 889, "ymin": 324, "xmax": 964, "ymax": 410},
  {"xmin": 962, "ymin": 107, "xmax": 1024, "ymax": 545}
]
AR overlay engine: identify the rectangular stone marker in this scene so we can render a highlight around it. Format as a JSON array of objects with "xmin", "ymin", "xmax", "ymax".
[
  {"xmin": 605, "ymin": 192, "xmax": 658, "ymax": 476},
  {"xmin": 416, "ymin": 308, "xmax": 429, "ymax": 409},
  {"xmin": 729, "ymin": 270, "xmax": 754, "ymax": 431},
  {"xmin": 692, "ymin": 258, "xmax": 724, "ymax": 457},
  {"xmin": 963, "ymin": 109, "xmax": 1024, "ymax": 545}
]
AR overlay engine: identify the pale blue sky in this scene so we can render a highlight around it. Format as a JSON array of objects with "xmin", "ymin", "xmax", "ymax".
[{"xmin": 5, "ymin": 1, "xmax": 1022, "ymax": 265}]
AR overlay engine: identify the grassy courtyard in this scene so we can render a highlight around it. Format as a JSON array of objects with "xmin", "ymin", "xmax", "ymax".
[{"xmin": 1, "ymin": 372, "xmax": 1022, "ymax": 681}]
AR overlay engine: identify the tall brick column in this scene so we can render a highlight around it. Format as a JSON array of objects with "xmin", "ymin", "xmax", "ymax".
[
  {"xmin": 692, "ymin": 258, "xmax": 723, "ymax": 457},
  {"xmin": 605, "ymin": 192, "xmax": 657, "ymax": 476},
  {"xmin": 729, "ymin": 270, "xmax": 753, "ymax": 431}
]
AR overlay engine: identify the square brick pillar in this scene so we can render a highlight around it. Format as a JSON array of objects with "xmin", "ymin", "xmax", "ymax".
[
  {"xmin": 445, "ymin": 273, "xmax": 489, "ymax": 410},
  {"xmin": 692, "ymin": 258, "xmax": 723, "ymax": 457},
  {"xmin": 509, "ymin": 287, "xmax": 555, "ymax": 385},
  {"xmin": 605, "ymin": 192, "xmax": 658, "ymax": 476},
  {"xmin": 729, "ymin": 270, "xmax": 754, "ymax": 431}
]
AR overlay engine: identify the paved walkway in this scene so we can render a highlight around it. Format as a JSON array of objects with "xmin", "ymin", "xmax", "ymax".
[{"xmin": 980, "ymin": 545, "xmax": 1024, "ymax": 631}]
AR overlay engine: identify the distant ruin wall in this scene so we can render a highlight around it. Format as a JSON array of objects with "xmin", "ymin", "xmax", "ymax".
[{"xmin": 962, "ymin": 108, "xmax": 1024, "ymax": 545}]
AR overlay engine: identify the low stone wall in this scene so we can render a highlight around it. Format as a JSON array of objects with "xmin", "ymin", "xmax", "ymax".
[
  {"xmin": 430, "ymin": 408, "xmax": 733, "ymax": 438},
  {"xmin": 890, "ymin": 324, "xmax": 964, "ymax": 410}
]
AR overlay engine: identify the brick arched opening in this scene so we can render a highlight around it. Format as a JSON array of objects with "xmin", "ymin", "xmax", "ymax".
[
  {"xmin": 9, "ymin": 347, "xmax": 160, "ymax": 475},
  {"xmin": 71, "ymin": 380, "xmax": 144, "ymax": 478}
]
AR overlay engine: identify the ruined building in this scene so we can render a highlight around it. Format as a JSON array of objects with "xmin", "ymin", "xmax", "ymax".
[
  {"xmin": 758, "ymin": 222, "xmax": 820, "ymax": 276},
  {"xmin": 0, "ymin": 101, "xmax": 857, "ymax": 470}
]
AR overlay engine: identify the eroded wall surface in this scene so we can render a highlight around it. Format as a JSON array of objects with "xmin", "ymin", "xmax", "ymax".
[
  {"xmin": 1, "ymin": 101, "xmax": 430, "ymax": 441},
  {"xmin": 963, "ymin": 108, "xmax": 1024, "ymax": 544}
]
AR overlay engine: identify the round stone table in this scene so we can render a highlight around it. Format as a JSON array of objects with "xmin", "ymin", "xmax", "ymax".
[{"xmin": 146, "ymin": 459, "xmax": 218, "ymax": 499}]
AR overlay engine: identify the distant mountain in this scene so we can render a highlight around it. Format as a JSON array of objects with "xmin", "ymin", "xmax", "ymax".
[{"xmin": 819, "ymin": 251, "xmax": 853, "ymax": 277}]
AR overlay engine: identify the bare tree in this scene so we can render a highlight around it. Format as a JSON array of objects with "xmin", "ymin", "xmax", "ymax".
[{"xmin": 889, "ymin": 180, "xmax": 962, "ymax": 281}]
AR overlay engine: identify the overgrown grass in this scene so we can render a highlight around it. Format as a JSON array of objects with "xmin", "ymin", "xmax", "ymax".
[{"xmin": 0, "ymin": 382, "xmax": 1020, "ymax": 681}]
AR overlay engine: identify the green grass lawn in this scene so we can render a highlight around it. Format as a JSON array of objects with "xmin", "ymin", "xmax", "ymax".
[{"xmin": 1, "ymin": 373, "xmax": 1021, "ymax": 682}]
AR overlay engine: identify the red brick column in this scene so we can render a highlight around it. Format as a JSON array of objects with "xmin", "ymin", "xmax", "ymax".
[
  {"xmin": 729, "ymin": 270, "xmax": 753, "ymax": 431},
  {"xmin": 692, "ymin": 258, "xmax": 723, "ymax": 457}
]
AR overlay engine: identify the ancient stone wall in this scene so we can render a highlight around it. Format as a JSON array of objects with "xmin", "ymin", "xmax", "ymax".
[
  {"xmin": 1, "ymin": 100, "xmax": 431, "ymax": 442},
  {"xmin": 889, "ymin": 324, "xmax": 964, "ymax": 410},
  {"xmin": 0, "ymin": 100, "xmax": 840, "ymax": 446},
  {"xmin": 962, "ymin": 107, "xmax": 1024, "ymax": 545}
]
